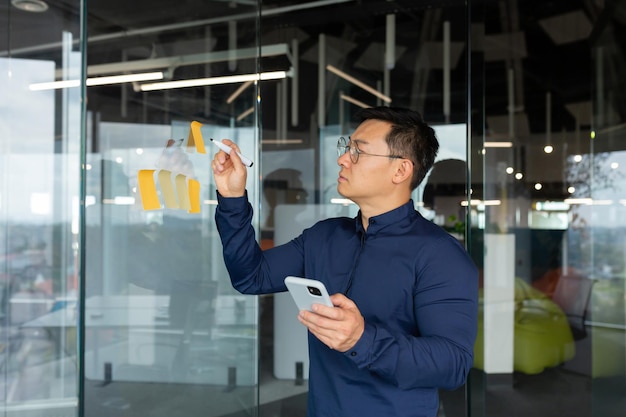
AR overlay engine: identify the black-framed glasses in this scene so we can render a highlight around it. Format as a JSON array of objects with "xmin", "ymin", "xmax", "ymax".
[{"xmin": 336, "ymin": 136, "xmax": 405, "ymax": 164}]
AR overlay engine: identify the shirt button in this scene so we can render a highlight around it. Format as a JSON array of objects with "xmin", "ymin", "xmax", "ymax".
[{"xmin": 350, "ymin": 352, "xmax": 357, "ymax": 356}]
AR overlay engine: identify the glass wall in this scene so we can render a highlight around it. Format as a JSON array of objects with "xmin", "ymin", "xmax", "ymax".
[
  {"xmin": 3, "ymin": 1, "xmax": 626, "ymax": 417},
  {"xmin": 2, "ymin": 1, "xmax": 263, "ymax": 417},
  {"xmin": 81, "ymin": 2, "xmax": 262, "ymax": 417},
  {"xmin": 470, "ymin": 1, "xmax": 626, "ymax": 416},
  {"xmin": 1, "ymin": 0, "xmax": 83, "ymax": 415},
  {"xmin": 255, "ymin": 2, "xmax": 471, "ymax": 416},
  {"xmin": 587, "ymin": 3, "xmax": 626, "ymax": 416}
]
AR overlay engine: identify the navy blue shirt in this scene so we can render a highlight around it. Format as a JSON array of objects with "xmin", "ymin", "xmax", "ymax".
[{"xmin": 216, "ymin": 193, "xmax": 478, "ymax": 417}]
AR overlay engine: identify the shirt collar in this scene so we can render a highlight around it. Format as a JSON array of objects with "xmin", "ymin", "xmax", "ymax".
[{"xmin": 354, "ymin": 200, "xmax": 416, "ymax": 235}]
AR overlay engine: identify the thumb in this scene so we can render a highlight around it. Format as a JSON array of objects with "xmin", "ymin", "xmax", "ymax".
[{"xmin": 329, "ymin": 293, "xmax": 354, "ymax": 309}]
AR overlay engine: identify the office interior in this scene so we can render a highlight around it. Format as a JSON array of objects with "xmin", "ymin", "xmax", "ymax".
[{"xmin": 1, "ymin": 0, "xmax": 625, "ymax": 416}]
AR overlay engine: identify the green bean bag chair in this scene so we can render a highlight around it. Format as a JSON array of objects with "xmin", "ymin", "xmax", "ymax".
[{"xmin": 474, "ymin": 278, "xmax": 575, "ymax": 374}]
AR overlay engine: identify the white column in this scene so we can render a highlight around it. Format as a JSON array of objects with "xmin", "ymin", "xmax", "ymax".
[{"xmin": 483, "ymin": 233, "xmax": 516, "ymax": 374}]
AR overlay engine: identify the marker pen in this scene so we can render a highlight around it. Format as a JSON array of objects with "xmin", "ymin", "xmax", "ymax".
[{"xmin": 210, "ymin": 138, "xmax": 254, "ymax": 167}]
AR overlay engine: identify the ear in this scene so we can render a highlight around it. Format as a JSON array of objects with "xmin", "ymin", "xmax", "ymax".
[{"xmin": 391, "ymin": 159, "xmax": 413, "ymax": 185}]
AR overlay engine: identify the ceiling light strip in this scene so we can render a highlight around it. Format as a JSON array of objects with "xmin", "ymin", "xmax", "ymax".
[
  {"xmin": 236, "ymin": 106, "xmax": 255, "ymax": 121},
  {"xmin": 326, "ymin": 64, "xmax": 391, "ymax": 103},
  {"xmin": 484, "ymin": 141, "xmax": 513, "ymax": 148},
  {"xmin": 29, "ymin": 71, "xmax": 164, "ymax": 91},
  {"xmin": 140, "ymin": 69, "xmax": 291, "ymax": 92},
  {"xmin": 87, "ymin": 72, "xmax": 164, "ymax": 86},
  {"xmin": 340, "ymin": 93, "xmax": 371, "ymax": 109},
  {"xmin": 226, "ymin": 80, "xmax": 254, "ymax": 104}
]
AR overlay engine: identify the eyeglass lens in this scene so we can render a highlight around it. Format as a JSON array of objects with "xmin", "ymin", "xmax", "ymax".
[{"xmin": 337, "ymin": 137, "xmax": 357, "ymax": 162}]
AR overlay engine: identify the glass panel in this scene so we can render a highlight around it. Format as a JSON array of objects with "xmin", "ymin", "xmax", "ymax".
[
  {"xmin": 81, "ymin": 2, "xmax": 261, "ymax": 417},
  {"xmin": 0, "ymin": 1, "xmax": 83, "ymax": 416},
  {"xmin": 257, "ymin": 2, "xmax": 470, "ymax": 416},
  {"xmin": 590, "ymin": 2, "xmax": 626, "ymax": 415},
  {"xmin": 475, "ymin": 0, "xmax": 626, "ymax": 416}
]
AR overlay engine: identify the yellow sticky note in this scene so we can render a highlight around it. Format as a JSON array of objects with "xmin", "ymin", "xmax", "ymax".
[
  {"xmin": 137, "ymin": 170, "xmax": 161, "ymax": 210},
  {"xmin": 157, "ymin": 170, "xmax": 178, "ymax": 209},
  {"xmin": 187, "ymin": 121, "xmax": 206, "ymax": 154},
  {"xmin": 175, "ymin": 174, "xmax": 190, "ymax": 211},
  {"xmin": 188, "ymin": 178, "xmax": 201, "ymax": 213}
]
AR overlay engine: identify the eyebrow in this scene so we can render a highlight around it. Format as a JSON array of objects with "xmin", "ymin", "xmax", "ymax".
[{"xmin": 348, "ymin": 137, "xmax": 369, "ymax": 146}]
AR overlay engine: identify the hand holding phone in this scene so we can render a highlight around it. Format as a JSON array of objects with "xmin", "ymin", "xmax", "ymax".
[{"xmin": 284, "ymin": 276, "xmax": 333, "ymax": 311}]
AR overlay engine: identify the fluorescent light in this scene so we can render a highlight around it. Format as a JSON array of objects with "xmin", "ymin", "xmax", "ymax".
[
  {"xmin": 12, "ymin": 0, "xmax": 48, "ymax": 13},
  {"xmin": 226, "ymin": 80, "xmax": 254, "ymax": 104},
  {"xmin": 340, "ymin": 93, "xmax": 371, "ymax": 109},
  {"xmin": 482, "ymin": 200, "xmax": 502, "ymax": 206},
  {"xmin": 140, "ymin": 69, "xmax": 291, "ymax": 91},
  {"xmin": 484, "ymin": 141, "xmax": 513, "ymax": 148},
  {"xmin": 114, "ymin": 196, "xmax": 135, "ymax": 205},
  {"xmin": 236, "ymin": 106, "xmax": 255, "ymax": 121},
  {"xmin": 29, "ymin": 79, "xmax": 80, "ymax": 90},
  {"xmin": 536, "ymin": 201, "xmax": 570, "ymax": 211},
  {"xmin": 564, "ymin": 198, "xmax": 616, "ymax": 206},
  {"xmin": 326, "ymin": 65, "xmax": 391, "ymax": 103},
  {"xmin": 87, "ymin": 72, "xmax": 164, "ymax": 86},
  {"xmin": 460, "ymin": 199, "xmax": 501, "ymax": 207},
  {"xmin": 591, "ymin": 200, "xmax": 613, "ymax": 205},
  {"xmin": 102, "ymin": 197, "xmax": 136, "ymax": 205},
  {"xmin": 564, "ymin": 198, "xmax": 592, "ymax": 205},
  {"xmin": 330, "ymin": 198, "xmax": 355, "ymax": 205},
  {"xmin": 29, "ymin": 71, "xmax": 165, "ymax": 91}
]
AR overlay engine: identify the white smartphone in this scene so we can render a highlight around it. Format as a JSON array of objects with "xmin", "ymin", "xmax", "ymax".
[{"xmin": 284, "ymin": 276, "xmax": 333, "ymax": 311}]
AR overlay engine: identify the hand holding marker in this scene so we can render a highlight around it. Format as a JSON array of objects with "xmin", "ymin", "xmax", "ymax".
[{"xmin": 210, "ymin": 138, "xmax": 254, "ymax": 167}]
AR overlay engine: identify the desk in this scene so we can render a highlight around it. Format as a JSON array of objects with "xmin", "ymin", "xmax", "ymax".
[{"xmin": 23, "ymin": 294, "xmax": 257, "ymax": 386}]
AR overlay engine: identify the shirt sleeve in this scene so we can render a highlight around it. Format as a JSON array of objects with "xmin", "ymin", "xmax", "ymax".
[
  {"xmin": 344, "ymin": 236, "xmax": 478, "ymax": 390},
  {"xmin": 215, "ymin": 191, "xmax": 306, "ymax": 294}
]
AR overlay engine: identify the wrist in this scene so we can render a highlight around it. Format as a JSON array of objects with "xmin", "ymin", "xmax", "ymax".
[
  {"xmin": 217, "ymin": 189, "xmax": 247, "ymax": 199},
  {"xmin": 217, "ymin": 189, "xmax": 246, "ymax": 198}
]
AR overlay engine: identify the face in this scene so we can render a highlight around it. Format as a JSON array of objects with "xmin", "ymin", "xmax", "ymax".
[{"xmin": 337, "ymin": 119, "xmax": 400, "ymax": 205}]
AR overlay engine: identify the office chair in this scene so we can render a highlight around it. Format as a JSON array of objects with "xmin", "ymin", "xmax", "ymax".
[{"xmin": 551, "ymin": 274, "xmax": 595, "ymax": 340}]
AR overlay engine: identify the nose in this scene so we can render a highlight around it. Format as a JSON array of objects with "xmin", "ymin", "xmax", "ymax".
[{"xmin": 337, "ymin": 149, "xmax": 351, "ymax": 166}]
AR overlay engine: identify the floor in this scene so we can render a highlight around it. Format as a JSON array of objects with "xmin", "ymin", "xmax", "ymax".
[
  {"xmin": 247, "ymin": 368, "xmax": 594, "ymax": 417},
  {"xmin": 13, "ymin": 329, "xmax": 621, "ymax": 417},
  {"xmin": 8, "ymin": 294, "xmax": 625, "ymax": 417},
  {"xmin": 79, "ymin": 363, "xmax": 620, "ymax": 417}
]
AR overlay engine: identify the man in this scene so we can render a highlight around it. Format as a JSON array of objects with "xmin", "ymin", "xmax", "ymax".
[{"xmin": 211, "ymin": 106, "xmax": 478, "ymax": 417}]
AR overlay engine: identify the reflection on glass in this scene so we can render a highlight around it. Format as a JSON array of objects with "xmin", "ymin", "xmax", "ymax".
[
  {"xmin": 1, "ymin": 0, "xmax": 82, "ymax": 412},
  {"xmin": 5, "ymin": 0, "xmax": 625, "ymax": 416},
  {"xmin": 83, "ymin": 120, "xmax": 259, "ymax": 416}
]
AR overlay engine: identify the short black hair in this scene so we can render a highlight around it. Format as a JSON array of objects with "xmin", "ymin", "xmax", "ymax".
[{"xmin": 354, "ymin": 106, "xmax": 439, "ymax": 190}]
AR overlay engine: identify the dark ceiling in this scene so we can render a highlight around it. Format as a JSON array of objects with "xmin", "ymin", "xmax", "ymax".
[{"xmin": 2, "ymin": 0, "xmax": 625, "ymax": 147}]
